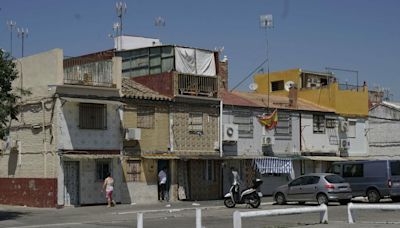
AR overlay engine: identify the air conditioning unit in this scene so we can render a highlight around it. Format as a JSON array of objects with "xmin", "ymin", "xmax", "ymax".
[
  {"xmin": 262, "ymin": 136, "xmax": 275, "ymax": 145},
  {"xmin": 339, "ymin": 120, "xmax": 349, "ymax": 132},
  {"xmin": 223, "ymin": 124, "xmax": 238, "ymax": 142},
  {"xmin": 125, "ymin": 128, "xmax": 141, "ymax": 140},
  {"xmin": 340, "ymin": 139, "xmax": 350, "ymax": 149}
]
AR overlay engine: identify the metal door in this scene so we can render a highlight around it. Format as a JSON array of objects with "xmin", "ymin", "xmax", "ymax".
[{"xmin": 64, "ymin": 161, "xmax": 79, "ymax": 206}]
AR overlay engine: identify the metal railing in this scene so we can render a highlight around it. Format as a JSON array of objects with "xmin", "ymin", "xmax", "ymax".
[
  {"xmin": 347, "ymin": 202, "xmax": 400, "ymax": 223},
  {"xmin": 233, "ymin": 204, "xmax": 328, "ymax": 228},
  {"xmin": 63, "ymin": 60, "xmax": 114, "ymax": 87},
  {"xmin": 176, "ymin": 73, "xmax": 218, "ymax": 98}
]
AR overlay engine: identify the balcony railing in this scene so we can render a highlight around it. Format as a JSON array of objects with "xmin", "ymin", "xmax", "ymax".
[
  {"xmin": 63, "ymin": 60, "xmax": 114, "ymax": 87},
  {"xmin": 176, "ymin": 73, "xmax": 218, "ymax": 98},
  {"xmin": 338, "ymin": 83, "xmax": 365, "ymax": 91}
]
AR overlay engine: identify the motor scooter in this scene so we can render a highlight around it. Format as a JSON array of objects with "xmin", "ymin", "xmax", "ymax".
[{"xmin": 224, "ymin": 179, "xmax": 263, "ymax": 208}]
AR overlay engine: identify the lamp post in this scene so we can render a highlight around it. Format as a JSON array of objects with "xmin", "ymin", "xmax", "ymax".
[
  {"xmin": 260, "ymin": 14, "xmax": 273, "ymax": 107},
  {"xmin": 17, "ymin": 27, "xmax": 28, "ymax": 57},
  {"xmin": 6, "ymin": 20, "xmax": 16, "ymax": 57}
]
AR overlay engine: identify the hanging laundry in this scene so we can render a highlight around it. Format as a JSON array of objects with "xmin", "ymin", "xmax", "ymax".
[{"xmin": 258, "ymin": 109, "xmax": 278, "ymax": 130}]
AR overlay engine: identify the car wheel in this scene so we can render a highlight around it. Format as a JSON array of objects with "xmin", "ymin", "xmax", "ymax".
[
  {"xmin": 367, "ymin": 189, "xmax": 381, "ymax": 203},
  {"xmin": 275, "ymin": 192, "xmax": 286, "ymax": 205},
  {"xmin": 339, "ymin": 199, "xmax": 350, "ymax": 205},
  {"xmin": 317, "ymin": 193, "xmax": 328, "ymax": 205}
]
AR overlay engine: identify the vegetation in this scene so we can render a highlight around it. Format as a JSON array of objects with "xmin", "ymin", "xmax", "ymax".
[{"xmin": 0, "ymin": 49, "xmax": 19, "ymax": 138}]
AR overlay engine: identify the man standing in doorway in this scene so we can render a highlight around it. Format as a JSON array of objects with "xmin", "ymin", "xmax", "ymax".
[{"xmin": 158, "ymin": 167, "xmax": 168, "ymax": 201}]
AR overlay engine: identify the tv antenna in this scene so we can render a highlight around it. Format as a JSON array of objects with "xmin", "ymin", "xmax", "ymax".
[
  {"xmin": 6, "ymin": 20, "xmax": 16, "ymax": 56},
  {"xmin": 17, "ymin": 27, "xmax": 28, "ymax": 57}
]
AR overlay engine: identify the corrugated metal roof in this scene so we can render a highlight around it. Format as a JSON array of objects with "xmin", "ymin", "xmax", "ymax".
[
  {"xmin": 122, "ymin": 78, "xmax": 172, "ymax": 101},
  {"xmin": 232, "ymin": 91, "xmax": 335, "ymax": 112}
]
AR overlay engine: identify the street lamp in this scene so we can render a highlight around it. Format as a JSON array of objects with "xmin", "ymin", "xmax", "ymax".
[
  {"xmin": 260, "ymin": 14, "xmax": 273, "ymax": 107},
  {"xmin": 6, "ymin": 20, "xmax": 16, "ymax": 57},
  {"xmin": 17, "ymin": 27, "xmax": 28, "ymax": 57}
]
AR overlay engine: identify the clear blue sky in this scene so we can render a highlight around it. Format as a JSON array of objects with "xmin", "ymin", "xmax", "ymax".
[{"xmin": 1, "ymin": 0, "xmax": 399, "ymax": 100}]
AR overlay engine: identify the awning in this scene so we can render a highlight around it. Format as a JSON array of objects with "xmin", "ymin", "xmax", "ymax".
[
  {"xmin": 300, "ymin": 156, "xmax": 347, "ymax": 161},
  {"xmin": 142, "ymin": 153, "xmax": 179, "ymax": 160},
  {"xmin": 60, "ymin": 97, "xmax": 125, "ymax": 106},
  {"xmin": 62, "ymin": 154, "xmax": 121, "ymax": 160},
  {"xmin": 252, "ymin": 157, "xmax": 293, "ymax": 174}
]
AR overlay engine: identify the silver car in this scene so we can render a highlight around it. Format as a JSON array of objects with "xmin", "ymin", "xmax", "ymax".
[{"xmin": 273, "ymin": 173, "xmax": 352, "ymax": 205}]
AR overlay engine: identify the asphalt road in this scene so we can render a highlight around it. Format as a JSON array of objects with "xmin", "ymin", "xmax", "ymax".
[{"xmin": 1, "ymin": 197, "xmax": 400, "ymax": 228}]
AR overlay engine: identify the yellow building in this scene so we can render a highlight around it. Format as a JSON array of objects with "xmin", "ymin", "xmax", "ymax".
[{"xmin": 253, "ymin": 68, "xmax": 369, "ymax": 117}]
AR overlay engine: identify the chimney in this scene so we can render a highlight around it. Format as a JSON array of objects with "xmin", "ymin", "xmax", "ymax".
[
  {"xmin": 289, "ymin": 84, "xmax": 298, "ymax": 108},
  {"xmin": 218, "ymin": 55, "xmax": 228, "ymax": 91}
]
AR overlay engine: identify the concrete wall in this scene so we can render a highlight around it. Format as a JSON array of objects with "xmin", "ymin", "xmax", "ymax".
[
  {"xmin": 0, "ymin": 178, "xmax": 57, "ymax": 207},
  {"xmin": 346, "ymin": 118, "xmax": 368, "ymax": 156},
  {"xmin": 369, "ymin": 105, "xmax": 400, "ymax": 156}
]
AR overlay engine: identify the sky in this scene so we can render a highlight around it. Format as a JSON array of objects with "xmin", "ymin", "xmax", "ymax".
[{"xmin": 1, "ymin": 0, "xmax": 400, "ymax": 100}]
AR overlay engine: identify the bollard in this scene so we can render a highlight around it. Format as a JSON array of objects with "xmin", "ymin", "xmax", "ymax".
[
  {"xmin": 137, "ymin": 212, "xmax": 143, "ymax": 228},
  {"xmin": 233, "ymin": 211, "xmax": 242, "ymax": 228},
  {"xmin": 196, "ymin": 208, "xmax": 202, "ymax": 228}
]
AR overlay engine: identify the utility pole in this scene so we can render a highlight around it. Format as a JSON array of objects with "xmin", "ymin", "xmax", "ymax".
[
  {"xmin": 6, "ymin": 20, "xmax": 16, "ymax": 57},
  {"xmin": 260, "ymin": 14, "xmax": 273, "ymax": 108},
  {"xmin": 115, "ymin": 2, "xmax": 127, "ymax": 49},
  {"xmin": 17, "ymin": 27, "xmax": 28, "ymax": 57}
]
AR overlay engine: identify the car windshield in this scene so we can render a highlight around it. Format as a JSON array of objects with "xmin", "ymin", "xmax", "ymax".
[{"xmin": 325, "ymin": 174, "xmax": 345, "ymax": 183}]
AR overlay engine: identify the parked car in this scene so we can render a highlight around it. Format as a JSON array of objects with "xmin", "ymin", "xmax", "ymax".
[
  {"xmin": 327, "ymin": 160, "xmax": 400, "ymax": 203},
  {"xmin": 273, "ymin": 173, "xmax": 352, "ymax": 205}
]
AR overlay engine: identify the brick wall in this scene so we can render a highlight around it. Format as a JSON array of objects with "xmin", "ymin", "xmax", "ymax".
[{"xmin": 0, "ymin": 178, "xmax": 57, "ymax": 207}]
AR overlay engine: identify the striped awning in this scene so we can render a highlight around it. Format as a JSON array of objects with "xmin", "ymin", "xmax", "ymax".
[{"xmin": 252, "ymin": 157, "xmax": 293, "ymax": 174}]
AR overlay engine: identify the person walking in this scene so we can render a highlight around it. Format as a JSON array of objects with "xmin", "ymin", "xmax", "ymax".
[
  {"xmin": 158, "ymin": 167, "xmax": 168, "ymax": 201},
  {"xmin": 102, "ymin": 173, "xmax": 115, "ymax": 207}
]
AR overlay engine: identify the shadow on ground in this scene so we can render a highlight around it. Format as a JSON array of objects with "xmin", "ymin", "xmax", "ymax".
[{"xmin": 0, "ymin": 211, "xmax": 30, "ymax": 221}]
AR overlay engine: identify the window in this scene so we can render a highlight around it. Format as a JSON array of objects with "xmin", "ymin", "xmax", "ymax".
[
  {"xmin": 328, "ymin": 164, "xmax": 341, "ymax": 175},
  {"xmin": 96, "ymin": 160, "xmax": 111, "ymax": 181},
  {"xmin": 275, "ymin": 111, "xmax": 291, "ymax": 135},
  {"xmin": 325, "ymin": 175, "xmax": 345, "ymax": 184},
  {"xmin": 326, "ymin": 118, "xmax": 336, "ymax": 128},
  {"xmin": 188, "ymin": 112, "xmax": 203, "ymax": 133},
  {"xmin": 271, "ymin": 80, "xmax": 284, "ymax": 91},
  {"xmin": 125, "ymin": 160, "xmax": 141, "ymax": 182},
  {"xmin": 304, "ymin": 176, "xmax": 320, "ymax": 185},
  {"xmin": 204, "ymin": 160, "xmax": 215, "ymax": 181},
  {"xmin": 391, "ymin": 161, "xmax": 400, "ymax": 176},
  {"xmin": 343, "ymin": 164, "xmax": 363, "ymax": 177},
  {"xmin": 137, "ymin": 106, "xmax": 155, "ymax": 128},
  {"xmin": 313, "ymin": 115, "xmax": 325, "ymax": 133},
  {"xmin": 233, "ymin": 112, "xmax": 253, "ymax": 138},
  {"xmin": 290, "ymin": 177, "xmax": 305, "ymax": 187},
  {"xmin": 348, "ymin": 121, "xmax": 356, "ymax": 138},
  {"xmin": 79, "ymin": 103, "xmax": 107, "ymax": 129}
]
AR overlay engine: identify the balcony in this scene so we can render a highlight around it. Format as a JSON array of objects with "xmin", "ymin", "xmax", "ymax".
[
  {"xmin": 63, "ymin": 60, "xmax": 115, "ymax": 87},
  {"xmin": 176, "ymin": 73, "xmax": 218, "ymax": 98}
]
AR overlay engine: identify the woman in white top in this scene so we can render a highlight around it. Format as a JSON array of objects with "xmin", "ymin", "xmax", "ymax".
[{"xmin": 102, "ymin": 173, "xmax": 114, "ymax": 207}]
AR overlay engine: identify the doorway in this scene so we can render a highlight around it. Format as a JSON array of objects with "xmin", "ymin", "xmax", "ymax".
[
  {"xmin": 64, "ymin": 161, "xmax": 80, "ymax": 206},
  {"xmin": 157, "ymin": 160, "xmax": 170, "ymax": 201}
]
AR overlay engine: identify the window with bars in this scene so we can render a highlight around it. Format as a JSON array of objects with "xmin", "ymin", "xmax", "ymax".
[
  {"xmin": 326, "ymin": 118, "xmax": 336, "ymax": 128},
  {"xmin": 275, "ymin": 111, "xmax": 291, "ymax": 135},
  {"xmin": 313, "ymin": 114, "xmax": 325, "ymax": 133},
  {"xmin": 125, "ymin": 160, "xmax": 141, "ymax": 182},
  {"xmin": 96, "ymin": 160, "xmax": 111, "ymax": 181},
  {"xmin": 79, "ymin": 103, "xmax": 107, "ymax": 129},
  {"xmin": 188, "ymin": 112, "xmax": 203, "ymax": 133},
  {"xmin": 233, "ymin": 112, "xmax": 253, "ymax": 138},
  {"xmin": 137, "ymin": 106, "xmax": 155, "ymax": 128}
]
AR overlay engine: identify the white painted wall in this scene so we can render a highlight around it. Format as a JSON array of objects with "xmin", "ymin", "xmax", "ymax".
[{"xmin": 57, "ymin": 100, "xmax": 121, "ymax": 150}]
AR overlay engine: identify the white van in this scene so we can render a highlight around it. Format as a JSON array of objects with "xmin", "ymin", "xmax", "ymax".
[{"xmin": 328, "ymin": 160, "xmax": 400, "ymax": 203}]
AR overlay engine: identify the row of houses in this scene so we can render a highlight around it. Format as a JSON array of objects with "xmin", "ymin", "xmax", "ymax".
[{"xmin": 0, "ymin": 35, "xmax": 398, "ymax": 207}]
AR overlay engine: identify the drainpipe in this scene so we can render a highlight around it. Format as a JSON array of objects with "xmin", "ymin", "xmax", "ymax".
[
  {"xmin": 42, "ymin": 100, "xmax": 47, "ymax": 178},
  {"xmin": 219, "ymin": 99, "xmax": 223, "ymax": 157},
  {"xmin": 169, "ymin": 104, "xmax": 174, "ymax": 152},
  {"xmin": 299, "ymin": 113, "xmax": 302, "ymax": 152}
]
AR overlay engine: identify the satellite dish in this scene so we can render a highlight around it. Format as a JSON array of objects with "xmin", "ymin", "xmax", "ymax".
[
  {"xmin": 284, "ymin": 81, "xmax": 295, "ymax": 91},
  {"xmin": 249, "ymin": 83, "xmax": 258, "ymax": 91}
]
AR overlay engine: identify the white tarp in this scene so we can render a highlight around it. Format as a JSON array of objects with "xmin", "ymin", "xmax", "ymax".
[
  {"xmin": 175, "ymin": 47, "xmax": 216, "ymax": 76},
  {"xmin": 253, "ymin": 157, "xmax": 294, "ymax": 176}
]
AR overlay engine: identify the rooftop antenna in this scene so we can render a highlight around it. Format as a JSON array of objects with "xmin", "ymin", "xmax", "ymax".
[
  {"xmin": 260, "ymin": 14, "xmax": 273, "ymax": 108},
  {"xmin": 17, "ymin": 27, "xmax": 28, "ymax": 57},
  {"xmin": 115, "ymin": 2, "xmax": 127, "ymax": 49},
  {"xmin": 6, "ymin": 20, "xmax": 16, "ymax": 57},
  {"xmin": 154, "ymin": 16, "xmax": 165, "ymax": 41},
  {"xmin": 109, "ymin": 22, "xmax": 121, "ymax": 49}
]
